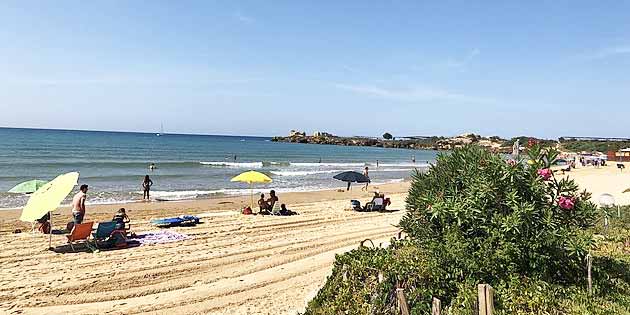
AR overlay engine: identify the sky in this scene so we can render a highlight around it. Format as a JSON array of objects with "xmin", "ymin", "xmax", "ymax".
[{"xmin": 1, "ymin": 1, "xmax": 629, "ymax": 138}]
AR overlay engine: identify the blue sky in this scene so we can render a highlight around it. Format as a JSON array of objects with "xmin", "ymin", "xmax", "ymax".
[{"xmin": 1, "ymin": 1, "xmax": 629, "ymax": 138}]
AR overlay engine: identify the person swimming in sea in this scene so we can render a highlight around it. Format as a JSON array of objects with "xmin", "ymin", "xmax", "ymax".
[{"xmin": 149, "ymin": 163, "xmax": 156, "ymax": 170}]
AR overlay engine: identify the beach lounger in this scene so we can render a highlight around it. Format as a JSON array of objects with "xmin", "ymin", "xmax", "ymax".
[
  {"xmin": 66, "ymin": 221, "xmax": 94, "ymax": 252},
  {"xmin": 365, "ymin": 197, "xmax": 385, "ymax": 211},
  {"xmin": 92, "ymin": 221, "xmax": 126, "ymax": 249}
]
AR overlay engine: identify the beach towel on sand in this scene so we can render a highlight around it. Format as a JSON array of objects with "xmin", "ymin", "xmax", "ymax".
[
  {"xmin": 150, "ymin": 215, "xmax": 200, "ymax": 228},
  {"xmin": 130, "ymin": 230, "xmax": 191, "ymax": 245}
]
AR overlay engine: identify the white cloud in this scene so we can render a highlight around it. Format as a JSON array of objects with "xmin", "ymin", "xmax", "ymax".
[
  {"xmin": 574, "ymin": 45, "xmax": 630, "ymax": 61},
  {"xmin": 234, "ymin": 11, "xmax": 254, "ymax": 23},
  {"xmin": 334, "ymin": 83, "xmax": 494, "ymax": 104}
]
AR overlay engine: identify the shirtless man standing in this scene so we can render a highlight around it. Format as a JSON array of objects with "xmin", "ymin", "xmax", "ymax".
[{"xmin": 71, "ymin": 184, "xmax": 88, "ymax": 224}]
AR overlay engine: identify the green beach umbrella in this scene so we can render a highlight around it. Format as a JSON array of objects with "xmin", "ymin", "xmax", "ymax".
[{"xmin": 8, "ymin": 180, "xmax": 49, "ymax": 194}]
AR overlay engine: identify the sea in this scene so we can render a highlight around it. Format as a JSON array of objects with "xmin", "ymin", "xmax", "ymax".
[{"xmin": 0, "ymin": 128, "xmax": 438, "ymax": 209}]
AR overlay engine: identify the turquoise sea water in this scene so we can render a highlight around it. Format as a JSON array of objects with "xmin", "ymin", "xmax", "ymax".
[{"xmin": 0, "ymin": 128, "xmax": 437, "ymax": 208}]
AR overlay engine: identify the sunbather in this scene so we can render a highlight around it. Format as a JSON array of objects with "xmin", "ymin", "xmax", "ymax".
[{"xmin": 113, "ymin": 208, "xmax": 130, "ymax": 230}]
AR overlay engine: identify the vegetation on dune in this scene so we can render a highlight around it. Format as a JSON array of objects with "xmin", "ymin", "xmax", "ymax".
[
  {"xmin": 559, "ymin": 138, "xmax": 630, "ymax": 153},
  {"xmin": 305, "ymin": 145, "xmax": 630, "ymax": 314}
]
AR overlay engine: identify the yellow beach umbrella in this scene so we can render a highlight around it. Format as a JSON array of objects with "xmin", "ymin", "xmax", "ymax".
[
  {"xmin": 20, "ymin": 172, "xmax": 79, "ymax": 249},
  {"xmin": 230, "ymin": 171, "xmax": 272, "ymax": 210}
]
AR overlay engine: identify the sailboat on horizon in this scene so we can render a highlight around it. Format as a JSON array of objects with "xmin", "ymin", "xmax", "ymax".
[{"xmin": 156, "ymin": 123, "xmax": 165, "ymax": 137}]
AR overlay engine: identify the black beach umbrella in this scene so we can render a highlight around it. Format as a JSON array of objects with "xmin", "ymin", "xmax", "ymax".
[{"xmin": 333, "ymin": 171, "xmax": 370, "ymax": 191}]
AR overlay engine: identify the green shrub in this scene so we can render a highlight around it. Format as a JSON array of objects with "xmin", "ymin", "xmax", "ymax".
[
  {"xmin": 402, "ymin": 145, "xmax": 597, "ymax": 285},
  {"xmin": 305, "ymin": 145, "xmax": 630, "ymax": 314}
]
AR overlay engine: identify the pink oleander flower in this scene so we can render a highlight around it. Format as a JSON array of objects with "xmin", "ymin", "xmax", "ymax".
[
  {"xmin": 537, "ymin": 168, "xmax": 552, "ymax": 180},
  {"xmin": 558, "ymin": 196, "xmax": 576, "ymax": 210},
  {"xmin": 527, "ymin": 138, "xmax": 538, "ymax": 148}
]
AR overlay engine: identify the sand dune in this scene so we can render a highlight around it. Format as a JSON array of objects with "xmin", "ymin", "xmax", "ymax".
[{"xmin": 0, "ymin": 184, "xmax": 407, "ymax": 315}]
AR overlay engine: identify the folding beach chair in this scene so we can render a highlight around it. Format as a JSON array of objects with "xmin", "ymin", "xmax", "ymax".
[
  {"xmin": 365, "ymin": 197, "xmax": 385, "ymax": 211},
  {"xmin": 66, "ymin": 221, "xmax": 94, "ymax": 252},
  {"xmin": 92, "ymin": 221, "xmax": 126, "ymax": 249}
]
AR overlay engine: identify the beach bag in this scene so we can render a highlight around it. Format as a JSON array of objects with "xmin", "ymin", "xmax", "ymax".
[
  {"xmin": 242, "ymin": 207, "xmax": 252, "ymax": 215},
  {"xmin": 350, "ymin": 200, "xmax": 361, "ymax": 210}
]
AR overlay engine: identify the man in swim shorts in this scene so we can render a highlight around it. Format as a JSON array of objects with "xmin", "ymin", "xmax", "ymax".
[{"xmin": 71, "ymin": 184, "xmax": 88, "ymax": 224}]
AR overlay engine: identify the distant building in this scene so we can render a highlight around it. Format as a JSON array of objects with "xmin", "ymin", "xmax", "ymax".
[
  {"xmin": 313, "ymin": 131, "xmax": 334, "ymax": 137},
  {"xmin": 607, "ymin": 149, "xmax": 630, "ymax": 162},
  {"xmin": 289, "ymin": 130, "xmax": 306, "ymax": 137}
]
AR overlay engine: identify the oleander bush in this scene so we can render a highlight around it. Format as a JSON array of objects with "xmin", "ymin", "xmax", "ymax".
[{"xmin": 305, "ymin": 145, "xmax": 630, "ymax": 314}]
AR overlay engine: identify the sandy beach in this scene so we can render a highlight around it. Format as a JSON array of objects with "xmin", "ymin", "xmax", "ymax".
[
  {"xmin": 0, "ymin": 182, "xmax": 409, "ymax": 315},
  {"xmin": 1, "ymin": 163, "xmax": 628, "ymax": 314},
  {"xmin": 556, "ymin": 162, "xmax": 630, "ymax": 206}
]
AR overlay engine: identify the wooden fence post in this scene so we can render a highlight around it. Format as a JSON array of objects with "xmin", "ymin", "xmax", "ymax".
[
  {"xmin": 396, "ymin": 283, "xmax": 410, "ymax": 315},
  {"xmin": 478, "ymin": 284, "xmax": 494, "ymax": 315},
  {"xmin": 587, "ymin": 254, "xmax": 593, "ymax": 295},
  {"xmin": 432, "ymin": 297, "xmax": 441, "ymax": 315}
]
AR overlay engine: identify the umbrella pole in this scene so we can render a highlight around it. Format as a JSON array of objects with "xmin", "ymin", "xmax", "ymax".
[
  {"xmin": 48, "ymin": 211, "xmax": 52, "ymax": 249},
  {"xmin": 250, "ymin": 183, "xmax": 254, "ymax": 211}
]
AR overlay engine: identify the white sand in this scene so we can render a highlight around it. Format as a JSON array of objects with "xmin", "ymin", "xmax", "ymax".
[{"xmin": 0, "ymin": 184, "xmax": 407, "ymax": 315}]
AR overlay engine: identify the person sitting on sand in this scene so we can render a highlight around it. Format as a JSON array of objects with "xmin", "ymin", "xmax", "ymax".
[
  {"xmin": 258, "ymin": 193, "xmax": 269, "ymax": 211},
  {"xmin": 372, "ymin": 191, "xmax": 380, "ymax": 199},
  {"xmin": 267, "ymin": 190, "xmax": 279, "ymax": 210},
  {"xmin": 113, "ymin": 208, "xmax": 130, "ymax": 230},
  {"xmin": 36, "ymin": 212, "xmax": 51, "ymax": 234},
  {"xmin": 279, "ymin": 204, "xmax": 298, "ymax": 216}
]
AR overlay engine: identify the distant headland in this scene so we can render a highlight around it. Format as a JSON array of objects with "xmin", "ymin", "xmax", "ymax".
[{"xmin": 272, "ymin": 130, "xmax": 630, "ymax": 157}]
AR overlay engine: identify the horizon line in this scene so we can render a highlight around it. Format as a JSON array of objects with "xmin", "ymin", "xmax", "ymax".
[
  {"xmin": 1, "ymin": 126, "xmax": 627, "ymax": 141},
  {"xmin": 0, "ymin": 126, "xmax": 272, "ymax": 139}
]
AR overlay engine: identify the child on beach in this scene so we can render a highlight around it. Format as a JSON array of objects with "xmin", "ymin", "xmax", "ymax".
[
  {"xmin": 279, "ymin": 204, "xmax": 298, "ymax": 216},
  {"xmin": 258, "ymin": 193, "xmax": 269, "ymax": 211}
]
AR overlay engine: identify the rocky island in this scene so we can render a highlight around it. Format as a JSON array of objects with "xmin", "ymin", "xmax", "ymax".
[{"xmin": 271, "ymin": 130, "xmax": 514, "ymax": 153}]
